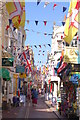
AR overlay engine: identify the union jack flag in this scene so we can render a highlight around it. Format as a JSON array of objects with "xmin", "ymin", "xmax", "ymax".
[{"xmin": 18, "ymin": 49, "xmax": 32, "ymax": 73}]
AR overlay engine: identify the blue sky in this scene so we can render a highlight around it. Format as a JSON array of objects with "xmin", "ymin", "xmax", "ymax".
[{"xmin": 24, "ymin": 1, "xmax": 69, "ymax": 69}]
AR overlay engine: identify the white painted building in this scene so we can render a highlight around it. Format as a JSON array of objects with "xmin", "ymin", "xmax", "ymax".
[{"xmin": 47, "ymin": 24, "xmax": 65, "ymax": 99}]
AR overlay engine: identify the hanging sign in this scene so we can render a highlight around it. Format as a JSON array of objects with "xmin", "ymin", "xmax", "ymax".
[
  {"xmin": 2, "ymin": 58, "xmax": 13, "ymax": 67},
  {"xmin": 64, "ymin": 47, "xmax": 79, "ymax": 64},
  {"xmin": 16, "ymin": 65, "xmax": 25, "ymax": 73}
]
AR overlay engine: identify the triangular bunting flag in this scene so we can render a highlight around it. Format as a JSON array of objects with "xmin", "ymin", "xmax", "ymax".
[
  {"xmin": 43, "ymin": 51, "xmax": 45, "ymax": 52},
  {"xmin": 42, "ymin": 54, "xmax": 44, "ymax": 56},
  {"xmin": 64, "ymin": 14, "xmax": 66, "ymax": 21},
  {"xmin": 37, "ymin": 0, "xmax": 41, "ymax": 5},
  {"xmin": 44, "ymin": 33, "xmax": 47, "ymax": 36},
  {"xmin": 48, "ymin": 44, "xmax": 51, "ymax": 47},
  {"xmin": 44, "ymin": 44, "xmax": 46, "ymax": 47},
  {"xmin": 38, "ymin": 54, "xmax": 40, "ymax": 55},
  {"xmin": 13, "ymin": 27, "xmax": 16, "ymax": 31},
  {"xmin": 63, "ymin": 7, "xmax": 67, "ymax": 12},
  {"xmin": 39, "ymin": 50, "xmax": 41, "ymax": 52},
  {"xmin": 6, "ymin": 25, "xmax": 9, "ymax": 30},
  {"xmin": 43, "ymin": 21, "xmax": 47, "ymax": 26},
  {"xmin": 44, "ymin": 2, "xmax": 49, "ymax": 8},
  {"xmin": 62, "ymin": 21, "xmax": 65, "ymax": 26},
  {"xmin": 34, "ymin": 45, "xmax": 37, "ymax": 48},
  {"xmin": 17, "ymin": 48, "xmax": 20, "ymax": 51},
  {"xmin": 27, "ymin": 20, "xmax": 29, "ymax": 24},
  {"xmin": 53, "ymin": 4, "xmax": 57, "ymax": 10},
  {"xmin": 39, "ymin": 45, "xmax": 41, "ymax": 48},
  {"xmin": 35, "ymin": 21, "xmax": 38, "ymax": 25},
  {"xmin": 48, "ymin": 34, "xmax": 52, "ymax": 35},
  {"xmin": 26, "ymin": 28, "xmax": 29, "ymax": 31},
  {"xmin": 9, "ymin": 19, "xmax": 12, "ymax": 26}
]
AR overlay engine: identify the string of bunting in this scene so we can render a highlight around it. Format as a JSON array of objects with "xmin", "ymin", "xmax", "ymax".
[
  {"xmin": 25, "ymin": 28, "xmax": 52, "ymax": 36},
  {"xmin": 1, "ymin": 43, "xmax": 51, "ymax": 57},
  {"xmin": 37, "ymin": 0, "xmax": 67, "ymax": 12}
]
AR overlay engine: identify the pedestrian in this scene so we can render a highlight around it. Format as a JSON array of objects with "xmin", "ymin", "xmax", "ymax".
[
  {"xmin": 31, "ymin": 87, "xmax": 38, "ymax": 107},
  {"xmin": 58, "ymin": 102, "xmax": 61, "ymax": 115}
]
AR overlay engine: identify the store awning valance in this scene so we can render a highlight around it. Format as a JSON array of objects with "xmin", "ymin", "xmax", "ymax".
[{"xmin": 0, "ymin": 68, "xmax": 11, "ymax": 80}]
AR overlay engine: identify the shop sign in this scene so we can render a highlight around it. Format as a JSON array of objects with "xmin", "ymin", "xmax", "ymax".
[
  {"xmin": 2, "ymin": 58, "xmax": 13, "ymax": 67},
  {"xmin": 16, "ymin": 65, "xmax": 25, "ymax": 73},
  {"xmin": 69, "ymin": 73, "xmax": 79, "ymax": 84},
  {"xmin": 64, "ymin": 47, "xmax": 79, "ymax": 64}
]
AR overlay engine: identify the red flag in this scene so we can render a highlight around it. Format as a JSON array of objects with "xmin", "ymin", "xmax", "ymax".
[
  {"xmin": 39, "ymin": 45, "xmax": 41, "ymax": 48},
  {"xmin": 43, "ymin": 21, "xmax": 47, "ymax": 26},
  {"xmin": 53, "ymin": 4, "xmax": 57, "ymax": 10},
  {"xmin": 27, "ymin": 20, "xmax": 29, "ymax": 24},
  {"xmin": 6, "ymin": 25, "xmax": 9, "ymax": 30}
]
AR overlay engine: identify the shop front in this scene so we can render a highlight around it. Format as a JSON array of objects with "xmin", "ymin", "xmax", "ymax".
[{"xmin": 0, "ymin": 68, "xmax": 11, "ymax": 110}]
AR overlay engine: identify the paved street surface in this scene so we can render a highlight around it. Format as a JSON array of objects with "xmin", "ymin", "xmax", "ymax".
[{"xmin": 2, "ymin": 96, "xmax": 68, "ymax": 120}]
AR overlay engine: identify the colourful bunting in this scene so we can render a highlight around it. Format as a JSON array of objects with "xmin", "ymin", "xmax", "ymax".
[
  {"xmin": 61, "ymin": 36, "xmax": 63, "ymax": 39},
  {"xmin": 34, "ymin": 45, "xmax": 37, "ymax": 48},
  {"xmin": 62, "ymin": 21, "xmax": 65, "ymax": 26},
  {"xmin": 43, "ymin": 51, "xmax": 45, "ymax": 52},
  {"xmin": 39, "ymin": 50, "xmax": 41, "ymax": 52},
  {"xmin": 63, "ymin": 7, "xmax": 67, "ymax": 12},
  {"xmin": 27, "ymin": 20, "xmax": 29, "ymax": 24},
  {"xmin": 13, "ymin": 27, "xmax": 16, "ymax": 31},
  {"xmin": 37, "ymin": 0, "xmax": 41, "ymax": 5},
  {"xmin": 53, "ymin": 4, "xmax": 57, "ymax": 10},
  {"xmin": 44, "ymin": 44, "xmax": 46, "ymax": 47},
  {"xmin": 48, "ymin": 44, "xmax": 51, "ymax": 47},
  {"xmin": 44, "ymin": 2, "xmax": 49, "ymax": 8},
  {"xmin": 25, "ymin": 28, "xmax": 52, "ymax": 37},
  {"xmin": 44, "ymin": 33, "xmax": 47, "ymax": 36},
  {"xmin": 64, "ymin": 14, "xmax": 66, "ymax": 21},
  {"xmin": 9, "ymin": 19, "xmax": 12, "ymax": 26},
  {"xmin": 39, "ymin": 45, "xmax": 41, "ymax": 48},
  {"xmin": 35, "ymin": 21, "xmax": 38, "ymax": 25},
  {"xmin": 43, "ymin": 21, "xmax": 47, "ymax": 26},
  {"xmin": 26, "ymin": 29, "xmax": 29, "ymax": 31},
  {"xmin": 6, "ymin": 25, "xmax": 9, "ymax": 30}
]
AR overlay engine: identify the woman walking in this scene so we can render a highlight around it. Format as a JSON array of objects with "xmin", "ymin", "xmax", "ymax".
[{"xmin": 31, "ymin": 87, "xmax": 38, "ymax": 106}]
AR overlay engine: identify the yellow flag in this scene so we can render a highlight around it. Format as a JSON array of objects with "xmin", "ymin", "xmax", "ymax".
[
  {"xmin": 6, "ymin": 0, "xmax": 25, "ymax": 29},
  {"xmin": 64, "ymin": 0, "xmax": 79, "ymax": 44}
]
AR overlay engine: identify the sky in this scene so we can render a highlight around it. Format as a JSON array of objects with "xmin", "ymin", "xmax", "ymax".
[{"xmin": 24, "ymin": 1, "xmax": 69, "ymax": 69}]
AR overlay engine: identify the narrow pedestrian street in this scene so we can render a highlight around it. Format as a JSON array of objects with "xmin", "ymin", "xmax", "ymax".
[
  {"xmin": 2, "ymin": 95, "xmax": 67, "ymax": 119},
  {"xmin": 1, "ymin": 1, "xmax": 80, "ymax": 120}
]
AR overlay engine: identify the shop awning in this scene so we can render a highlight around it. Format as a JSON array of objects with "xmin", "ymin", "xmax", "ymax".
[{"xmin": 0, "ymin": 68, "xmax": 11, "ymax": 80}]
